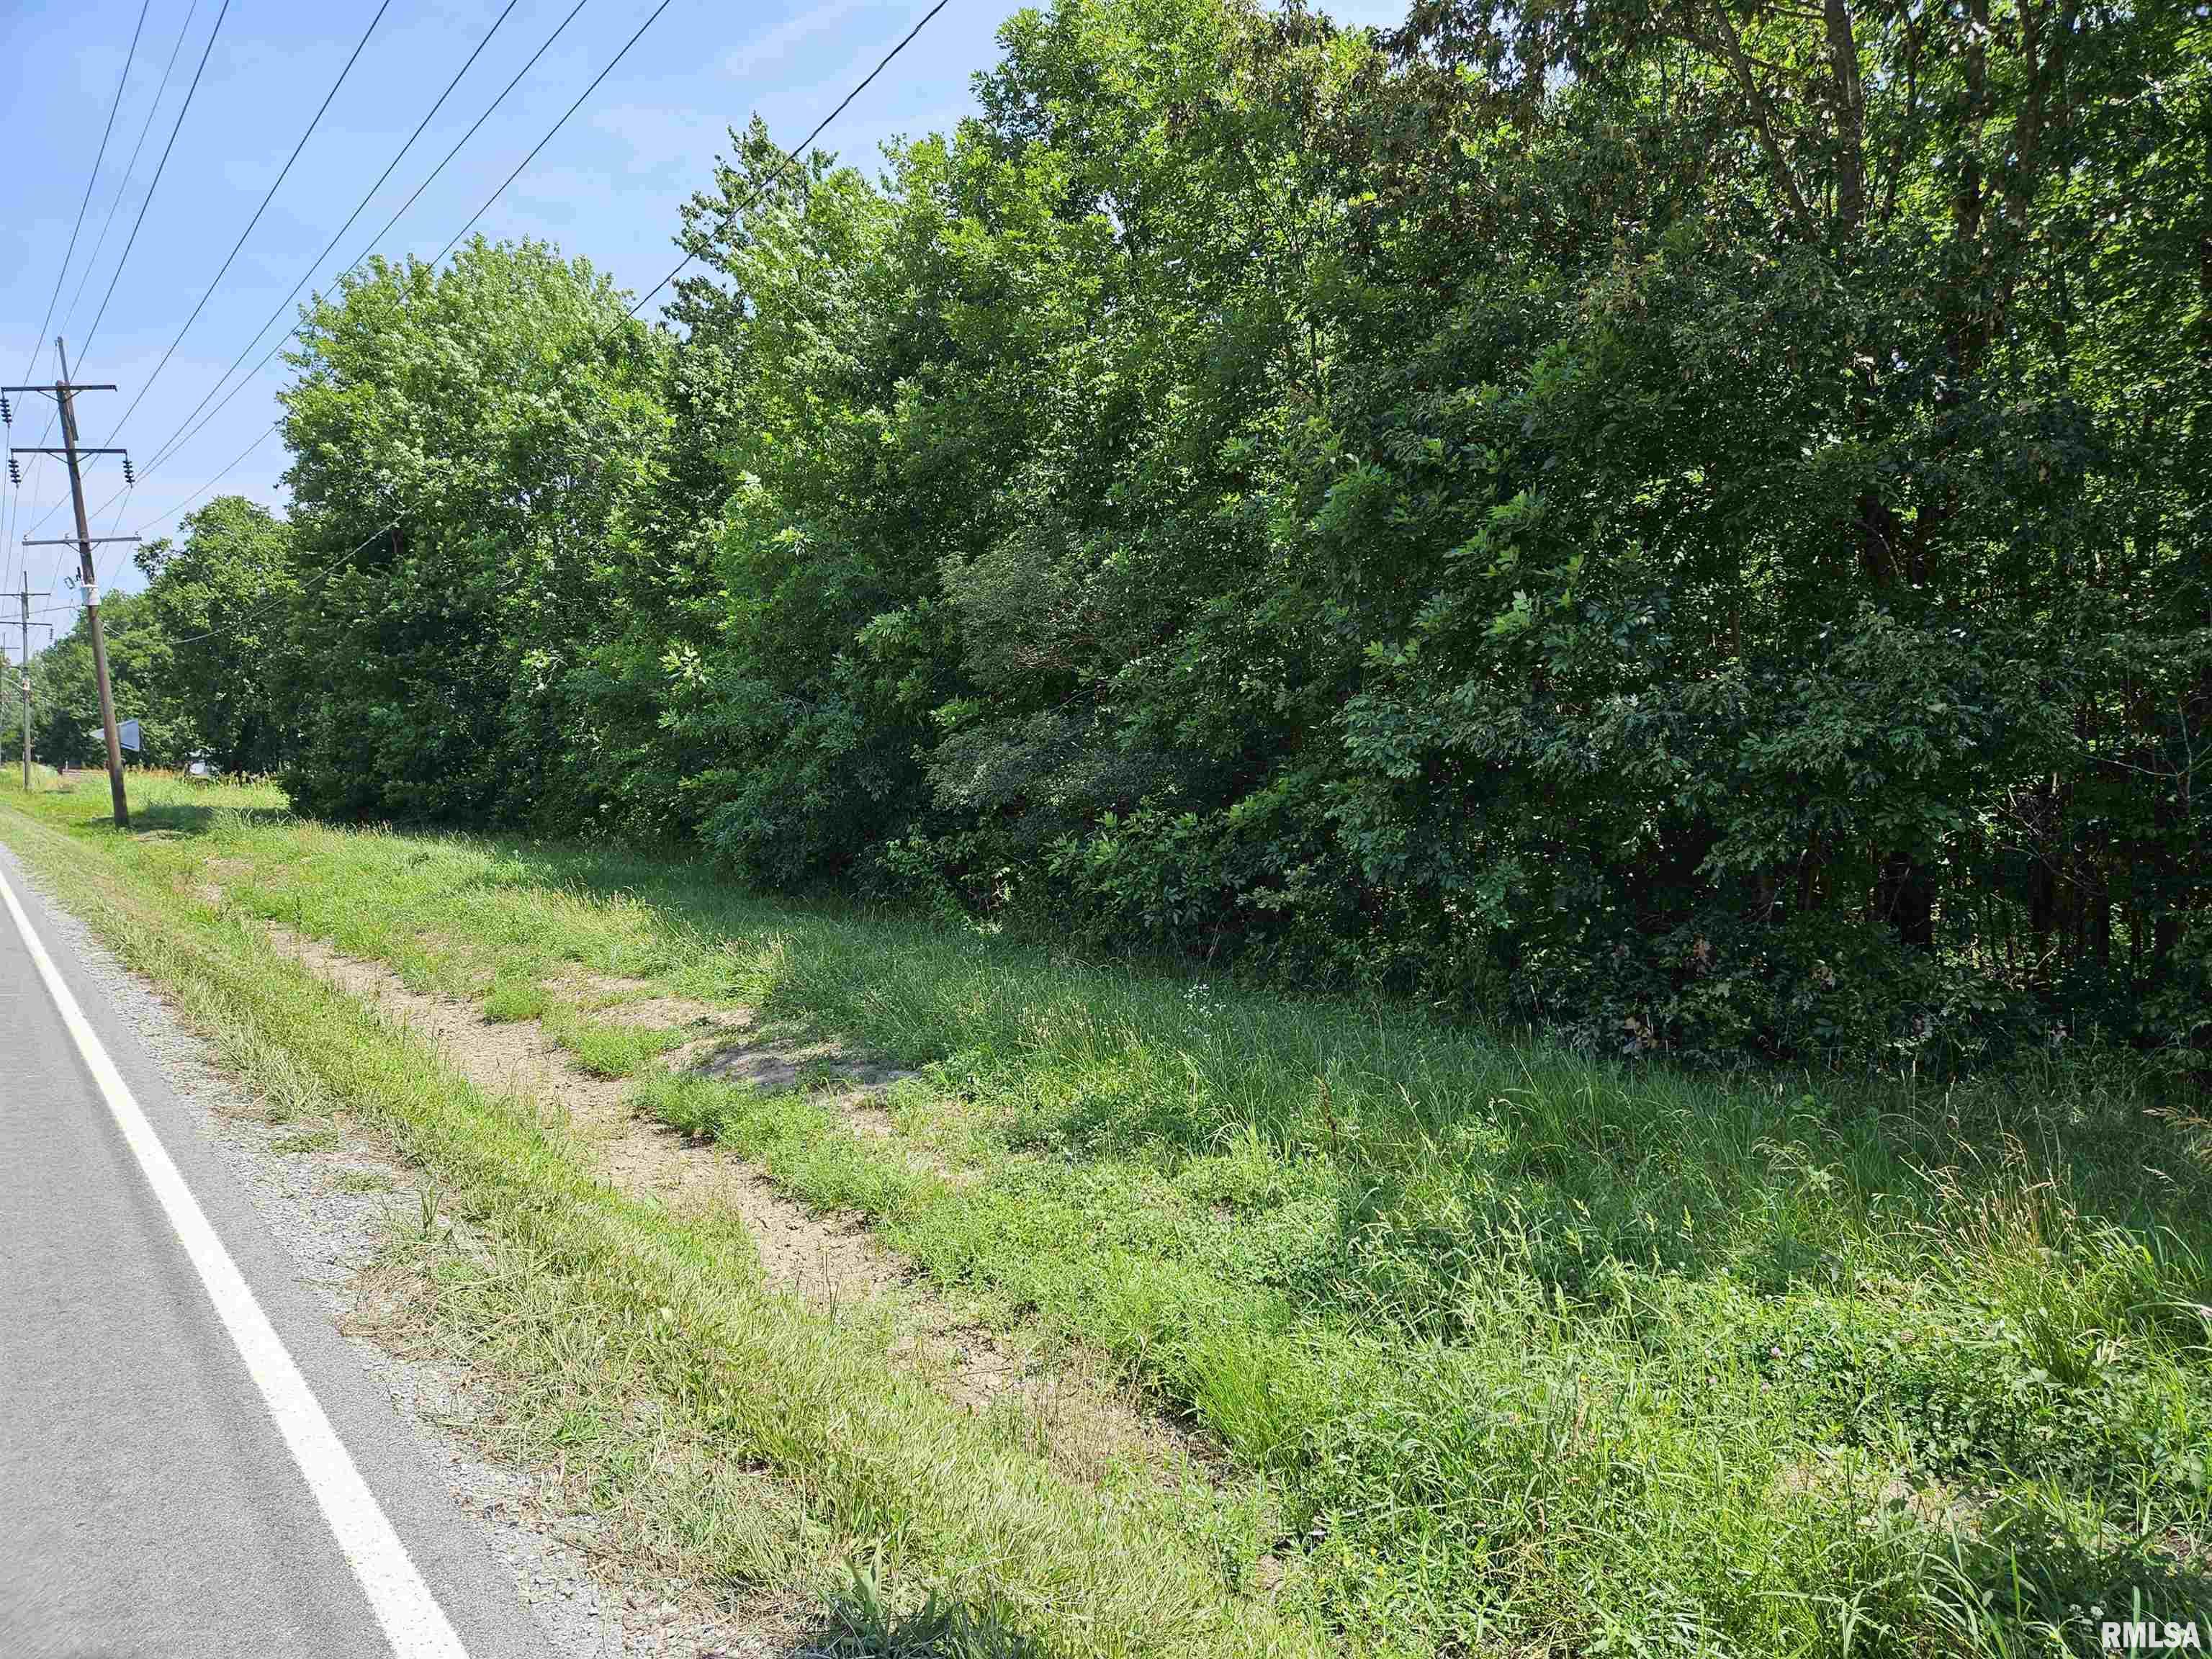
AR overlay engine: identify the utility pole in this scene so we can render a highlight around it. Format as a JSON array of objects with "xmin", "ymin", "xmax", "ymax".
[
  {"xmin": 15, "ymin": 577, "xmax": 50, "ymax": 791},
  {"xmin": 6, "ymin": 338, "xmax": 132, "ymax": 827}
]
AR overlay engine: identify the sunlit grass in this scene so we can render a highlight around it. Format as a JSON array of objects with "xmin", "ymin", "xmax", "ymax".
[{"xmin": 7, "ymin": 770, "xmax": 2210, "ymax": 1655}]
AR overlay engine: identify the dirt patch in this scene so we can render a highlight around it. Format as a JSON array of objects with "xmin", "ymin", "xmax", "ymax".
[
  {"xmin": 693, "ymin": 1040, "xmax": 914, "ymax": 1096},
  {"xmin": 687, "ymin": 1038, "xmax": 938, "ymax": 1163},
  {"xmin": 1770, "ymin": 1452, "xmax": 1978, "ymax": 1534},
  {"xmin": 550, "ymin": 968, "xmax": 660, "ymax": 1002},
  {"xmin": 588, "ymin": 994, "xmax": 745, "ymax": 1032},
  {"xmin": 265, "ymin": 925, "xmax": 1207, "ymax": 1491}
]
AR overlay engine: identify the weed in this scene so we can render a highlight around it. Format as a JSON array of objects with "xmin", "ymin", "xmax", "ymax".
[{"xmin": 804, "ymin": 1560, "xmax": 1043, "ymax": 1658}]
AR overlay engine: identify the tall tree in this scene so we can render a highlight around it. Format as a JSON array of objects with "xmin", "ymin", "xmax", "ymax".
[
  {"xmin": 135, "ymin": 496, "xmax": 299, "ymax": 775},
  {"xmin": 277, "ymin": 238, "xmax": 665, "ymax": 825}
]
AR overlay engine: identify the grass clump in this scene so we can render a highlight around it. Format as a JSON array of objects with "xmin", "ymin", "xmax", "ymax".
[
  {"xmin": 271, "ymin": 1128, "xmax": 342, "ymax": 1154},
  {"xmin": 541, "ymin": 1007, "xmax": 696, "ymax": 1078},
  {"xmin": 805, "ymin": 1561, "xmax": 1044, "ymax": 1658},
  {"xmin": 482, "ymin": 970, "xmax": 549, "ymax": 1024}
]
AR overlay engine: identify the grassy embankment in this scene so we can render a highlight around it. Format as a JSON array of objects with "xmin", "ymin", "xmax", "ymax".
[{"xmin": 4, "ymin": 772, "xmax": 2209, "ymax": 1657}]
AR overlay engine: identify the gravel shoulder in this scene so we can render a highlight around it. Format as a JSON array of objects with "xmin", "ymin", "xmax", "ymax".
[{"xmin": 1, "ymin": 838, "xmax": 778, "ymax": 1659}]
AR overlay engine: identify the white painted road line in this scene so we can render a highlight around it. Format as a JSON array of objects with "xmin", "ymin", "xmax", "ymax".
[{"xmin": 0, "ymin": 865, "xmax": 469, "ymax": 1659}]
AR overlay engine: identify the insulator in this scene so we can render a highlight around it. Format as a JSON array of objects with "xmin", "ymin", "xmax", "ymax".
[
  {"xmin": 1, "ymin": 394, "xmax": 12, "ymax": 425},
  {"xmin": 122, "ymin": 456, "xmax": 135, "ymax": 487},
  {"xmin": 6, "ymin": 458, "xmax": 18, "ymax": 487}
]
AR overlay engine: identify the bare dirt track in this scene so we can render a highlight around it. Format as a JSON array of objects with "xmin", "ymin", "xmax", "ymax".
[
  {"xmin": 1, "ymin": 845, "xmax": 792, "ymax": 1658},
  {"xmin": 263, "ymin": 922, "xmax": 1212, "ymax": 1491}
]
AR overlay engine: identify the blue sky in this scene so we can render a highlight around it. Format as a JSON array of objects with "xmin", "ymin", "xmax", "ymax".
[{"xmin": 1, "ymin": 0, "xmax": 1395, "ymax": 624}]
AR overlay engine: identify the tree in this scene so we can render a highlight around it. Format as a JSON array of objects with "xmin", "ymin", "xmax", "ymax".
[
  {"xmin": 276, "ymin": 238, "xmax": 665, "ymax": 825},
  {"xmin": 184, "ymin": 0, "xmax": 2205, "ymax": 1072},
  {"xmin": 4, "ymin": 590, "xmax": 189, "ymax": 770},
  {"xmin": 135, "ymin": 496, "xmax": 298, "ymax": 774}
]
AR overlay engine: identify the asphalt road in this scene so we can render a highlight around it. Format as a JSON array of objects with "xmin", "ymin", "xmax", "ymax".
[{"xmin": 0, "ymin": 857, "xmax": 558, "ymax": 1659}]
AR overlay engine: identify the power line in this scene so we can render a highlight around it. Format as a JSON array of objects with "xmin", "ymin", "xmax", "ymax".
[
  {"xmin": 125, "ymin": 0, "xmax": 628, "ymax": 525},
  {"xmin": 7, "ymin": 0, "xmax": 146, "ymax": 588},
  {"xmin": 22, "ymin": 0, "xmax": 153, "ymax": 382},
  {"xmin": 132, "ymin": 418, "xmax": 277, "ymax": 538},
  {"xmin": 1, "ymin": 393, "xmax": 46, "ymax": 601},
  {"xmin": 97, "ymin": 482, "xmax": 139, "ymax": 590},
  {"xmin": 1, "ymin": 398, "xmax": 36, "ymax": 602},
  {"xmin": 120, "ymin": 0, "xmax": 947, "ymax": 555},
  {"xmin": 107, "ymin": 0, "xmax": 395, "ymax": 440},
  {"xmin": 135, "ymin": 0, "xmax": 536, "ymax": 478},
  {"xmin": 162, "ymin": 521, "xmax": 385, "ymax": 649},
  {"xmin": 433, "ymin": 0, "xmax": 683, "ymax": 266},
  {"xmin": 9, "ymin": 0, "xmax": 179, "ymax": 594},
  {"xmin": 61, "ymin": 0, "xmax": 207, "ymax": 341},
  {"xmin": 77, "ymin": 0, "xmax": 601, "ymax": 539},
  {"xmin": 626, "ymin": 0, "xmax": 952, "ymax": 323},
  {"xmin": 78, "ymin": 0, "xmax": 233, "ymax": 366},
  {"xmin": 3, "ymin": 348, "xmax": 74, "ymax": 602},
  {"xmin": 121, "ymin": 0, "xmax": 667, "ymax": 531}
]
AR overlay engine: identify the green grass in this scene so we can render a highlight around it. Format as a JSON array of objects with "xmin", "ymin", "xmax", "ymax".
[
  {"xmin": 541, "ymin": 1006, "xmax": 703, "ymax": 1078},
  {"xmin": 271, "ymin": 1128, "xmax": 343, "ymax": 1154},
  {"xmin": 6, "ymin": 772, "xmax": 2211, "ymax": 1658},
  {"xmin": 1, "ymin": 780, "xmax": 1303, "ymax": 1659}
]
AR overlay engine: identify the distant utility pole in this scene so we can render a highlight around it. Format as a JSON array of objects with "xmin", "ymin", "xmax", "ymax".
[
  {"xmin": 6, "ymin": 338, "xmax": 136, "ymax": 827},
  {"xmin": 16, "ymin": 576, "xmax": 51, "ymax": 791}
]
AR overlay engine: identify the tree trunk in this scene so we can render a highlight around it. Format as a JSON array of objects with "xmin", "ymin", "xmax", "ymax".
[{"xmin": 1875, "ymin": 850, "xmax": 1936, "ymax": 952}]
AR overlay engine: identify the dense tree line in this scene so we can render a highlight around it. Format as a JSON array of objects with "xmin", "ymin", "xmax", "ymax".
[
  {"xmin": 4, "ymin": 498, "xmax": 297, "ymax": 775},
  {"xmin": 39, "ymin": 0, "xmax": 2211, "ymax": 1075}
]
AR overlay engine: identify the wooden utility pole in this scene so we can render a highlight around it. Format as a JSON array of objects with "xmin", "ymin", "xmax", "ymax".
[
  {"xmin": 6, "ymin": 338, "xmax": 132, "ymax": 826},
  {"xmin": 16, "ymin": 577, "xmax": 51, "ymax": 791}
]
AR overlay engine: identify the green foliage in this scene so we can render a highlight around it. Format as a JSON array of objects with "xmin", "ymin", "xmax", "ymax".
[
  {"xmin": 275, "ymin": 238, "xmax": 665, "ymax": 826},
  {"xmin": 3, "ymin": 588, "xmax": 192, "ymax": 768},
  {"xmin": 133, "ymin": 495, "xmax": 299, "ymax": 773},
  {"xmin": 807, "ymin": 1561, "xmax": 1044, "ymax": 1659},
  {"xmin": 99, "ymin": 0, "xmax": 2212, "ymax": 1078},
  {"xmin": 572, "ymin": 0, "xmax": 2208, "ymax": 1075}
]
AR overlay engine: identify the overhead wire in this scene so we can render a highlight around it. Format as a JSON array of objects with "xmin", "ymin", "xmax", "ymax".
[
  {"xmin": 60, "ymin": 0, "xmax": 207, "ymax": 340},
  {"xmin": 122, "ymin": 0, "xmax": 636, "ymax": 530},
  {"xmin": 106, "ymin": 0, "xmax": 395, "ymax": 439},
  {"xmin": 42, "ymin": 0, "xmax": 558, "ymax": 541},
  {"xmin": 96, "ymin": 478, "xmax": 140, "ymax": 590},
  {"xmin": 130, "ymin": 418, "xmax": 277, "ymax": 539},
  {"xmin": 116, "ymin": 0, "xmax": 950, "ymax": 606},
  {"xmin": 135, "ymin": 0, "xmax": 539, "ymax": 478},
  {"xmin": 135, "ymin": 0, "xmax": 950, "ymax": 537},
  {"xmin": 22, "ymin": 0, "xmax": 153, "ymax": 380},
  {"xmin": 432, "ymin": 0, "xmax": 683, "ymax": 265},
  {"xmin": 1, "ymin": 395, "xmax": 37, "ymax": 601},
  {"xmin": 160, "ymin": 520, "xmax": 385, "ymax": 649},
  {"xmin": 624, "ymin": 0, "xmax": 952, "ymax": 323},
  {"xmin": 7, "ymin": 2, "xmax": 151, "ymax": 597},
  {"xmin": 78, "ymin": 0, "xmax": 233, "ymax": 365}
]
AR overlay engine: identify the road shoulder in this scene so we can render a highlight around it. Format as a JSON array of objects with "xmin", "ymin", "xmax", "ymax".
[{"xmin": 0, "ymin": 838, "xmax": 775, "ymax": 1659}]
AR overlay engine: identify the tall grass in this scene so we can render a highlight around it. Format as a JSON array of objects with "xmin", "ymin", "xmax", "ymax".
[{"xmin": 8, "ymin": 773, "xmax": 2210, "ymax": 1656}]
